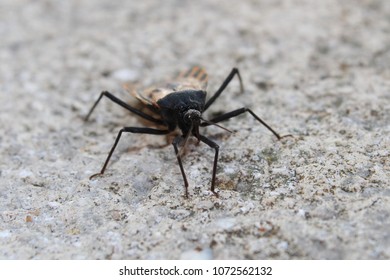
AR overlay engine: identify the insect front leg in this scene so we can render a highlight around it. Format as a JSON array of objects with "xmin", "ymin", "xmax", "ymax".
[
  {"xmin": 198, "ymin": 135, "xmax": 220, "ymax": 197},
  {"xmin": 90, "ymin": 127, "xmax": 171, "ymax": 179},
  {"xmin": 172, "ymin": 136, "xmax": 189, "ymax": 198},
  {"xmin": 204, "ymin": 68, "xmax": 244, "ymax": 111},
  {"xmin": 200, "ymin": 107, "xmax": 292, "ymax": 140}
]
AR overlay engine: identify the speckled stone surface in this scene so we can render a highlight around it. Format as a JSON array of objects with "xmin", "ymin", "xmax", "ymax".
[{"xmin": 0, "ymin": 0, "xmax": 389, "ymax": 259}]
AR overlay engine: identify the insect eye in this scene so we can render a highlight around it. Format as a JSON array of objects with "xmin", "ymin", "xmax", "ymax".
[
  {"xmin": 184, "ymin": 113, "xmax": 191, "ymax": 122},
  {"xmin": 184, "ymin": 109, "xmax": 201, "ymax": 122}
]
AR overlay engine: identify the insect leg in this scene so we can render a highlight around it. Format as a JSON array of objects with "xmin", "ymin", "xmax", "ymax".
[
  {"xmin": 90, "ymin": 127, "xmax": 171, "ymax": 179},
  {"xmin": 201, "ymin": 107, "xmax": 291, "ymax": 140},
  {"xmin": 198, "ymin": 135, "xmax": 220, "ymax": 197},
  {"xmin": 172, "ymin": 136, "xmax": 189, "ymax": 198},
  {"xmin": 85, "ymin": 91, "xmax": 164, "ymax": 124},
  {"xmin": 204, "ymin": 68, "xmax": 244, "ymax": 111}
]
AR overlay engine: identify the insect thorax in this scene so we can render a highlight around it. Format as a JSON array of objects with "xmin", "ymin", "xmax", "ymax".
[{"xmin": 157, "ymin": 90, "xmax": 206, "ymax": 133}]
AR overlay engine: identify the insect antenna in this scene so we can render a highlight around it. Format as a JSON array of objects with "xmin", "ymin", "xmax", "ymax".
[
  {"xmin": 177, "ymin": 123, "xmax": 194, "ymax": 158},
  {"xmin": 200, "ymin": 118, "xmax": 233, "ymax": 134}
]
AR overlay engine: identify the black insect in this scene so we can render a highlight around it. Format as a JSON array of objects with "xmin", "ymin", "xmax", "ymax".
[{"xmin": 85, "ymin": 66, "xmax": 288, "ymax": 198}]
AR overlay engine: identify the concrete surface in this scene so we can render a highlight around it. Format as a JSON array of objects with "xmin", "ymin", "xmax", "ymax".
[{"xmin": 0, "ymin": 0, "xmax": 389, "ymax": 259}]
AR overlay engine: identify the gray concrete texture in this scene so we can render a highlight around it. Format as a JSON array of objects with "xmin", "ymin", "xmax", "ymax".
[{"xmin": 0, "ymin": 0, "xmax": 389, "ymax": 259}]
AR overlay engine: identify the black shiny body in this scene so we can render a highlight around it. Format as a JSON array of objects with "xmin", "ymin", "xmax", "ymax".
[
  {"xmin": 157, "ymin": 90, "xmax": 206, "ymax": 134},
  {"xmin": 85, "ymin": 67, "xmax": 287, "ymax": 198}
]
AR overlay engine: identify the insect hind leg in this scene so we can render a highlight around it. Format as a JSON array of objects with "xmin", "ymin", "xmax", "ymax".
[
  {"xmin": 203, "ymin": 68, "xmax": 244, "ymax": 111},
  {"xmin": 85, "ymin": 91, "xmax": 164, "ymax": 124}
]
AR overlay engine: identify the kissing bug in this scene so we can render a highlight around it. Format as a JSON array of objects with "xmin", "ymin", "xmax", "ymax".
[{"xmin": 85, "ymin": 66, "xmax": 289, "ymax": 198}]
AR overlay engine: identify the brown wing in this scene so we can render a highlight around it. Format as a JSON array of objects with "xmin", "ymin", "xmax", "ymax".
[
  {"xmin": 130, "ymin": 66, "xmax": 208, "ymax": 107},
  {"xmin": 176, "ymin": 65, "xmax": 208, "ymax": 90}
]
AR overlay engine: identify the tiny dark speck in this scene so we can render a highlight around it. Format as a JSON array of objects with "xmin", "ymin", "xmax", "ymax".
[
  {"xmin": 101, "ymin": 70, "xmax": 111, "ymax": 77},
  {"xmin": 256, "ymin": 81, "xmax": 271, "ymax": 90}
]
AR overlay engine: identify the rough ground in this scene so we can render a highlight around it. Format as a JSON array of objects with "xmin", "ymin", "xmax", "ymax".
[{"xmin": 0, "ymin": 0, "xmax": 389, "ymax": 259}]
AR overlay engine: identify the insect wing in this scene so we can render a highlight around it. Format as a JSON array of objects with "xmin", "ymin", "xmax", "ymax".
[
  {"xmin": 130, "ymin": 66, "xmax": 208, "ymax": 107},
  {"xmin": 128, "ymin": 83, "xmax": 171, "ymax": 107},
  {"xmin": 177, "ymin": 65, "xmax": 208, "ymax": 90}
]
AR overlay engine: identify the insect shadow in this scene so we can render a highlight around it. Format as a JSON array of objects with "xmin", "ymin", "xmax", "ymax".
[{"xmin": 85, "ymin": 66, "xmax": 291, "ymax": 198}]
